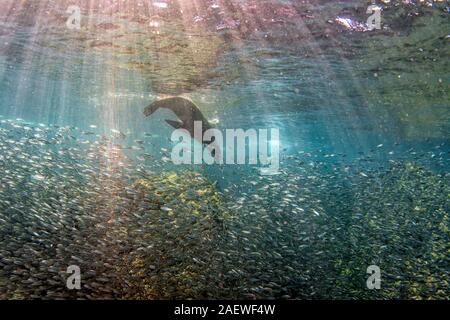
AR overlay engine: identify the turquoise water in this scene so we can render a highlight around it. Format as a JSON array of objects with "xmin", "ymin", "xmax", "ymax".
[{"xmin": 0, "ymin": 0, "xmax": 449, "ymax": 299}]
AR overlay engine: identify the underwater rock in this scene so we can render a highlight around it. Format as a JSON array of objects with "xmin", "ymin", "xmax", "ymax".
[{"xmin": 119, "ymin": 171, "xmax": 231, "ymax": 299}]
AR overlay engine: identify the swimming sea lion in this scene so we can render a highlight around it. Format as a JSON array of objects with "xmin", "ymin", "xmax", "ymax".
[{"xmin": 143, "ymin": 97, "xmax": 213, "ymax": 144}]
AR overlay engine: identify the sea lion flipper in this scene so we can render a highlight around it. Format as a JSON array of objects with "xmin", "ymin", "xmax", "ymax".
[{"xmin": 165, "ymin": 119, "xmax": 184, "ymax": 130}]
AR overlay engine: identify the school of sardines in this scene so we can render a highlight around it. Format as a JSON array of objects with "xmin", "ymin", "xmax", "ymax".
[{"xmin": 0, "ymin": 117, "xmax": 448, "ymax": 300}]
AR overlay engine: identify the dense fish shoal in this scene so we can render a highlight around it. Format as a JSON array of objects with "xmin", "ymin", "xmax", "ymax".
[{"xmin": 0, "ymin": 118, "xmax": 448, "ymax": 299}]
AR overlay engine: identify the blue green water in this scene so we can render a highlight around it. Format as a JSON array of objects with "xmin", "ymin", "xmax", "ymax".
[{"xmin": 0, "ymin": 0, "xmax": 449, "ymax": 299}]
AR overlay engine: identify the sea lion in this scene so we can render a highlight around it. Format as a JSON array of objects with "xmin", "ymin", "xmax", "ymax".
[{"xmin": 143, "ymin": 97, "xmax": 213, "ymax": 143}]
